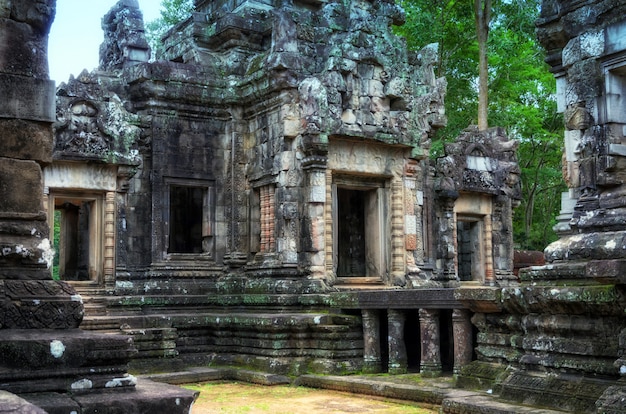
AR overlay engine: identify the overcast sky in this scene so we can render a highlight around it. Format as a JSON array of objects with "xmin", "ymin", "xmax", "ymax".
[{"xmin": 49, "ymin": 0, "xmax": 162, "ymax": 84}]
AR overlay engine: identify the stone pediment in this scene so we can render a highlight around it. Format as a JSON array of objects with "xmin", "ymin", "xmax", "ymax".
[
  {"xmin": 436, "ymin": 126, "xmax": 521, "ymax": 199},
  {"xmin": 54, "ymin": 73, "xmax": 141, "ymax": 166}
]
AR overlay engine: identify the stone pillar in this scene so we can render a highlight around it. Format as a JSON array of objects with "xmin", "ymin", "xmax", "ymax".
[
  {"xmin": 324, "ymin": 169, "xmax": 335, "ymax": 282},
  {"xmin": 0, "ymin": 2, "xmax": 197, "ymax": 411},
  {"xmin": 361, "ymin": 309, "xmax": 382, "ymax": 373},
  {"xmin": 0, "ymin": 0, "xmax": 82, "ymax": 325},
  {"xmin": 387, "ymin": 309, "xmax": 407, "ymax": 374},
  {"xmin": 441, "ymin": 197, "xmax": 458, "ymax": 284},
  {"xmin": 452, "ymin": 308, "xmax": 473, "ymax": 375},
  {"xmin": 419, "ymin": 308, "xmax": 442, "ymax": 377},
  {"xmin": 224, "ymin": 120, "xmax": 248, "ymax": 268}
]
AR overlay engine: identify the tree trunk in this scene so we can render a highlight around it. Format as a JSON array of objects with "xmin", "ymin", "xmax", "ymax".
[{"xmin": 475, "ymin": 0, "xmax": 491, "ymax": 131}]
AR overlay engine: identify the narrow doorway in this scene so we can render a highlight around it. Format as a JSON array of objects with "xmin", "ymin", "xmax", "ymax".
[
  {"xmin": 456, "ymin": 219, "xmax": 484, "ymax": 282},
  {"xmin": 335, "ymin": 185, "xmax": 385, "ymax": 279},
  {"xmin": 168, "ymin": 185, "xmax": 205, "ymax": 254},
  {"xmin": 337, "ymin": 188, "xmax": 367, "ymax": 276},
  {"xmin": 52, "ymin": 197, "xmax": 99, "ymax": 281}
]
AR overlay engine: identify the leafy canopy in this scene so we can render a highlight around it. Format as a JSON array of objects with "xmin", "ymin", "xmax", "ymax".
[
  {"xmin": 395, "ymin": 0, "xmax": 565, "ymax": 250},
  {"xmin": 145, "ymin": 0, "xmax": 194, "ymax": 59}
]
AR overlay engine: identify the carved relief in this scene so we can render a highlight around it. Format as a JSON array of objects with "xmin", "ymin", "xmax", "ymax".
[{"xmin": 56, "ymin": 100, "xmax": 109, "ymax": 157}]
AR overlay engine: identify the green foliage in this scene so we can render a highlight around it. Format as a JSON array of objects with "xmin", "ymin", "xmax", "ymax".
[
  {"xmin": 145, "ymin": 0, "xmax": 194, "ymax": 59},
  {"xmin": 396, "ymin": 0, "xmax": 565, "ymax": 250}
]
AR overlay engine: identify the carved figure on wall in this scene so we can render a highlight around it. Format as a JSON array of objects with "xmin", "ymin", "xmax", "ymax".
[{"xmin": 56, "ymin": 100, "xmax": 109, "ymax": 156}]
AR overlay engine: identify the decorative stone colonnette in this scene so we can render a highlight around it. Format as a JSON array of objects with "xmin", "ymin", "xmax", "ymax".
[{"xmin": 331, "ymin": 289, "xmax": 473, "ymax": 377}]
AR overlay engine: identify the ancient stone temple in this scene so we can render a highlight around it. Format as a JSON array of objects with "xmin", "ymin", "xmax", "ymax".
[
  {"xmin": 454, "ymin": 1, "xmax": 626, "ymax": 413},
  {"xmin": 45, "ymin": 0, "xmax": 521, "ymax": 389},
  {"xmin": 0, "ymin": 0, "xmax": 196, "ymax": 412}
]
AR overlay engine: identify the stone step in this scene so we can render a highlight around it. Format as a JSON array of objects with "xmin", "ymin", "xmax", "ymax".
[
  {"xmin": 21, "ymin": 379, "xmax": 196, "ymax": 414},
  {"xmin": 296, "ymin": 374, "xmax": 568, "ymax": 414},
  {"xmin": 442, "ymin": 393, "xmax": 568, "ymax": 414}
]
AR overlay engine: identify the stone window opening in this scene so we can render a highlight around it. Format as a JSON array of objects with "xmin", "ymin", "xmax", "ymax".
[
  {"xmin": 50, "ymin": 193, "xmax": 103, "ymax": 283},
  {"xmin": 456, "ymin": 216, "xmax": 485, "ymax": 283},
  {"xmin": 164, "ymin": 180, "xmax": 214, "ymax": 259},
  {"xmin": 332, "ymin": 177, "xmax": 388, "ymax": 282},
  {"xmin": 602, "ymin": 56, "xmax": 626, "ymax": 144}
]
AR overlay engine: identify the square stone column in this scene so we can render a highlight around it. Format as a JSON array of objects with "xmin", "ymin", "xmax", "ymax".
[
  {"xmin": 387, "ymin": 309, "xmax": 408, "ymax": 374},
  {"xmin": 419, "ymin": 308, "xmax": 442, "ymax": 377},
  {"xmin": 361, "ymin": 309, "xmax": 382, "ymax": 373},
  {"xmin": 452, "ymin": 308, "xmax": 473, "ymax": 374}
]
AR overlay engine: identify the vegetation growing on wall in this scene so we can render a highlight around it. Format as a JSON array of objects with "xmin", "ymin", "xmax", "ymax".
[{"xmin": 145, "ymin": 0, "xmax": 194, "ymax": 59}]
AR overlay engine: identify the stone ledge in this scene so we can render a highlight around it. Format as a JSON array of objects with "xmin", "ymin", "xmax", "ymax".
[
  {"xmin": 21, "ymin": 380, "xmax": 197, "ymax": 414},
  {"xmin": 0, "ymin": 391, "xmax": 46, "ymax": 414},
  {"xmin": 143, "ymin": 367, "xmax": 290, "ymax": 386},
  {"xmin": 295, "ymin": 374, "xmax": 452, "ymax": 405},
  {"xmin": 141, "ymin": 368, "xmax": 576, "ymax": 413},
  {"xmin": 442, "ymin": 394, "xmax": 566, "ymax": 414}
]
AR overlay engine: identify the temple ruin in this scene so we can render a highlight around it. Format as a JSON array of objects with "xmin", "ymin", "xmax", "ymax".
[
  {"xmin": 3, "ymin": 0, "xmax": 626, "ymax": 412},
  {"xmin": 40, "ymin": 0, "xmax": 526, "ymax": 383}
]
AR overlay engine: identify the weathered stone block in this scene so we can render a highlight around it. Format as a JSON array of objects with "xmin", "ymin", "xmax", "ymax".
[
  {"xmin": 0, "ymin": 74, "xmax": 55, "ymax": 122},
  {"xmin": 0, "ymin": 19, "xmax": 50, "ymax": 78},
  {"xmin": 0, "ymin": 391, "xmax": 46, "ymax": 414},
  {"xmin": 0, "ymin": 119, "xmax": 52, "ymax": 162},
  {"xmin": 0, "ymin": 158, "xmax": 43, "ymax": 215}
]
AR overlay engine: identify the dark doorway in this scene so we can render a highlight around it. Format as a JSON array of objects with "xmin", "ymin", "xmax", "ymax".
[
  {"xmin": 337, "ymin": 188, "xmax": 367, "ymax": 276},
  {"xmin": 439, "ymin": 309, "xmax": 454, "ymax": 373},
  {"xmin": 53, "ymin": 200, "xmax": 93, "ymax": 281},
  {"xmin": 404, "ymin": 310, "xmax": 422, "ymax": 372},
  {"xmin": 457, "ymin": 219, "xmax": 483, "ymax": 282}
]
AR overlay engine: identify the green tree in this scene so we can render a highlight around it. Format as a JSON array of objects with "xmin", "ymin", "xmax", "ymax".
[
  {"xmin": 396, "ymin": 0, "xmax": 565, "ymax": 250},
  {"xmin": 145, "ymin": 0, "xmax": 194, "ymax": 59},
  {"xmin": 475, "ymin": 0, "xmax": 491, "ymax": 130}
]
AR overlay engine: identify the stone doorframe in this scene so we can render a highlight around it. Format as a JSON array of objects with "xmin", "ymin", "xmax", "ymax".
[
  {"xmin": 323, "ymin": 139, "xmax": 409, "ymax": 286},
  {"xmin": 454, "ymin": 193, "xmax": 494, "ymax": 285},
  {"xmin": 43, "ymin": 163, "xmax": 119, "ymax": 289}
]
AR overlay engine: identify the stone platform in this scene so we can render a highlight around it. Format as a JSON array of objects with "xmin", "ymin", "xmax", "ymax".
[{"xmin": 0, "ymin": 329, "xmax": 198, "ymax": 413}]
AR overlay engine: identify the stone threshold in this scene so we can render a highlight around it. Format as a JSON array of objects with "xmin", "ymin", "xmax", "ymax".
[{"xmin": 144, "ymin": 368, "xmax": 568, "ymax": 413}]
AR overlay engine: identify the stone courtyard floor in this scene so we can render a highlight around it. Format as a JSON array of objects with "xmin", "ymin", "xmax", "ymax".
[
  {"xmin": 143, "ymin": 367, "xmax": 567, "ymax": 414},
  {"xmin": 183, "ymin": 381, "xmax": 438, "ymax": 413}
]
